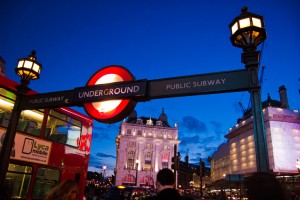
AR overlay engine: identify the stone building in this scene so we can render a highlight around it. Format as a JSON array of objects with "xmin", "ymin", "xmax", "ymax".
[
  {"xmin": 177, "ymin": 154, "xmax": 211, "ymax": 194},
  {"xmin": 115, "ymin": 108, "xmax": 180, "ymax": 190}
]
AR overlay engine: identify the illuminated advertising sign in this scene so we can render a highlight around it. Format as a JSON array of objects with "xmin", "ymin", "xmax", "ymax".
[
  {"xmin": 83, "ymin": 65, "xmax": 139, "ymax": 123},
  {"xmin": 0, "ymin": 130, "xmax": 52, "ymax": 165}
]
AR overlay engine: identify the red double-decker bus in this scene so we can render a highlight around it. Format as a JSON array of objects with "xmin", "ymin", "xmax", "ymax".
[{"xmin": 0, "ymin": 75, "xmax": 93, "ymax": 200}]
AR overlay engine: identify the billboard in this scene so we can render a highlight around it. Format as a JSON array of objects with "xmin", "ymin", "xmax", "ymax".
[{"xmin": 0, "ymin": 130, "xmax": 52, "ymax": 165}]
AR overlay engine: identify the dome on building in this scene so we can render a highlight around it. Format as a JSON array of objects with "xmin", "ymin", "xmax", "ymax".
[
  {"xmin": 158, "ymin": 108, "xmax": 170, "ymax": 127},
  {"xmin": 126, "ymin": 110, "xmax": 137, "ymax": 123},
  {"xmin": 158, "ymin": 108, "xmax": 167, "ymax": 121},
  {"xmin": 125, "ymin": 108, "xmax": 172, "ymax": 127},
  {"xmin": 262, "ymin": 93, "xmax": 281, "ymax": 108},
  {"xmin": 128, "ymin": 110, "xmax": 137, "ymax": 118}
]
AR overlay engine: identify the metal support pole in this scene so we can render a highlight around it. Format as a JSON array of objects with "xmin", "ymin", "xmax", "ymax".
[
  {"xmin": 0, "ymin": 80, "xmax": 29, "ymax": 198},
  {"xmin": 135, "ymin": 162, "xmax": 139, "ymax": 186},
  {"xmin": 200, "ymin": 158, "xmax": 203, "ymax": 196},
  {"xmin": 173, "ymin": 144, "xmax": 178, "ymax": 189},
  {"xmin": 242, "ymin": 50, "xmax": 269, "ymax": 173}
]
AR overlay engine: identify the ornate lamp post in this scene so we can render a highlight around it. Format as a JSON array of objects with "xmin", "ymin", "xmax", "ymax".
[
  {"xmin": 0, "ymin": 51, "xmax": 42, "ymax": 195},
  {"xmin": 229, "ymin": 7, "xmax": 269, "ymax": 173},
  {"xmin": 135, "ymin": 159, "xmax": 139, "ymax": 186},
  {"xmin": 296, "ymin": 159, "xmax": 300, "ymax": 173}
]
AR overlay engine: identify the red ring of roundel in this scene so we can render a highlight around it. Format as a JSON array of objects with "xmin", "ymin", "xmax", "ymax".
[{"xmin": 83, "ymin": 65, "xmax": 137, "ymax": 124}]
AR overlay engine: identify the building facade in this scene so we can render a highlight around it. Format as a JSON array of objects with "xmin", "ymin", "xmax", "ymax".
[
  {"xmin": 210, "ymin": 143, "xmax": 230, "ymax": 181},
  {"xmin": 177, "ymin": 155, "xmax": 211, "ymax": 194},
  {"xmin": 115, "ymin": 108, "xmax": 180, "ymax": 190},
  {"xmin": 210, "ymin": 85, "xmax": 300, "ymax": 194}
]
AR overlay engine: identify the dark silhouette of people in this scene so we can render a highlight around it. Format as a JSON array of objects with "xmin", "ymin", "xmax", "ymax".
[
  {"xmin": 146, "ymin": 168, "xmax": 192, "ymax": 200},
  {"xmin": 245, "ymin": 172, "xmax": 291, "ymax": 200},
  {"xmin": 44, "ymin": 179, "xmax": 78, "ymax": 200}
]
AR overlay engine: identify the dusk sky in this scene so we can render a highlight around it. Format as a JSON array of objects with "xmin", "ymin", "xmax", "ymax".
[{"xmin": 1, "ymin": 0, "xmax": 299, "ymax": 175}]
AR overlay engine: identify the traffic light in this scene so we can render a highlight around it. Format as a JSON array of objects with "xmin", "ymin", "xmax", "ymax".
[
  {"xmin": 177, "ymin": 152, "xmax": 181, "ymax": 170},
  {"xmin": 171, "ymin": 156, "xmax": 177, "ymax": 170}
]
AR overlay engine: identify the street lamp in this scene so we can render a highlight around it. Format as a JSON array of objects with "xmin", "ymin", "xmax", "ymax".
[
  {"xmin": 15, "ymin": 50, "xmax": 42, "ymax": 82},
  {"xmin": 229, "ymin": 7, "xmax": 269, "ymax": 173},
  {"xmin": 229, "ymin": 7, "xmax": 266, "ymax": 52},
  {"xmin": 103, "ymin": 165, "xmax": 107, "ymax": 182},
  {"xmin": 296, "ymin": 159, "xmax": 300, "ymax": 172},
  {"xmin": 0, "ymin": 51, "xmax": 42, "ymax": 195},
  {"xmin": 135, "ymin": 159, "xmax": 139, "ymax": 186}
]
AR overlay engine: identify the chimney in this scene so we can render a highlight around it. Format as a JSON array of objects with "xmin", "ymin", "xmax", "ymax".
[
  {"xmin": 0, "ymin": 56, "xmax": 6, "ymax": 76},
  {"xmin": 279, "ymin": 85, "xmax": 289, "ymax": 109}
]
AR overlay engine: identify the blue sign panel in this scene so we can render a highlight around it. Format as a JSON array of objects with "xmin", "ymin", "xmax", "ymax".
[{"xmin": 147, "ymin": 69, "xmax": 250, "ymax": 99}]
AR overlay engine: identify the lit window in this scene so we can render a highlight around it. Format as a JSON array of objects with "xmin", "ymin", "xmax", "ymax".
[
  {"xmin": 129, "ymin": 142, "xmax": 135, "ymax": 147},
  {"xmin": 46, "ymin": 109, "xmax": 82, "ymax": 147},
  {"xmin": 144, "ymin": 152, "xmax": 152, "ymax": 171},
  {"xmin": 137, "ymin": 130, "xmax": 142, "ymax": 136},
  {"xmin": 127, "ymin": 151, "xmax": 135, "ymax": 169},
  {"xmin": 5, "ymin": 163, "xmax": 33, "ymax": 199},
  {"xmin": 158, "ymin": 132, "xmax": 163, "ymax": 138},
  {"xmin": 162, "ymin": 153, "xmax": 169, "ymax": 168},
  {"xmin": 33, "ymin": 167, "xmax": 60, "ymax": 199}
]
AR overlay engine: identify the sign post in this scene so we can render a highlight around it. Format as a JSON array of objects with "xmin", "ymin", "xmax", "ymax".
[{"xmin": 20, "ymin": 67, "xmax": 251, "ymax": 124}]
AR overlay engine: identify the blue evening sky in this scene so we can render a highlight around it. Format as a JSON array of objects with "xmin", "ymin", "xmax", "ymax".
[{"xmin": 1, "ymin": 0, "xmax": 299, "ymax": 175}]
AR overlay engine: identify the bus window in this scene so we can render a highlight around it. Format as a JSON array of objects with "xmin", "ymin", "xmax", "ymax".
[
  {"xmin": 32, "ymin": 167, "xmax": 60, "ymax": 200},
  {"xmin": 0, "ymin": 111, "xmax": 11, "ymax": 128},
  {"xmin": 17, "ymin": 110, "xmax": 44, "ymax": 136},
  {"xmin": 5, "ymin": 163, "xmax": 33, "ymax": 199},
  {"xmin": 0, "ymin": 87, "xmax": 44, "ymax": 136},
  {"xmin": 0, "ymin": 88, "xmax": 15, "ymax": 128},
  {"xmin": 45, "ymin": 109, "xmax": 82, "ymax": 147}
]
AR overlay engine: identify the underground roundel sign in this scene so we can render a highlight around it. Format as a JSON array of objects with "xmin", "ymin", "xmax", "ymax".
[{"xmin": 83, "ymin": 65, "xmax": 137, "ymax": 124}]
